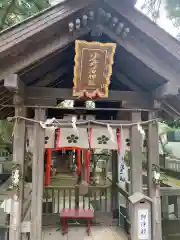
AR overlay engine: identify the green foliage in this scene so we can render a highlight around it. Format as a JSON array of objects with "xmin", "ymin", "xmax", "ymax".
[
  {"xmin": 159, "ymin": 121, "xmax": 180, "ymax": 158},
  {"xmin": 141, "ymin": 0, "xmax": 180, "ymax": 38},
  {"xmin": 0, "ymin": 120, "xmax": 13, "ymax": 153},
  {"xmin": 93, "ymin": 149, "xmax": 111, "ymax": 163},
  {"xmin": 166, "ymin": 0, "xmax": 180, "ymax": 27},
  {"xmin": 141, "ymin": 0, "xmax": 162, "ymax": 22},
  {"xmin": 0, "ymin": 0, "xmax": 50, "ymax": 31},
  {"xmin": 162, "ymin": 120, "xmax": 180, "ymax": 129}
]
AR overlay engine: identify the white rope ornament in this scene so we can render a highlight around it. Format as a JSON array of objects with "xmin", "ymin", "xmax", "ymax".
[
  {"xmin": 107, "ymin": 124, "xmax": 115, "ymax": 143},
  {"xmin": 137, "ymin": 123, "xmax": 145, "ymax": 137},
  {"xmin": 8, "ymin": 116, "xmax": 159, "ymax": 129},
  {"xmin": 72, "ymin": 116, "xmax": 79, "ymax": 136},
  {"xmin": 137, "ymin": 123, "xmax": 145, "ymax": 150},
  {"xmin": 12, "ymin": 118, "xmax": 17, "ymax": 136}
]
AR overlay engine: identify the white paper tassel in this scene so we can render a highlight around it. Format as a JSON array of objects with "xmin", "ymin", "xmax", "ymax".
[
  {"xmin": 137, "ymin": 123, "xmax": 145, "ymax": 137},
  {"xmin": 40, "ymin": 118, "xmax": 54, "ymax": 128},
  {"xmin": 137, "ymin": 123, "xmax": 145, "ymax": 150},
  {"xmin": 118, "ymin": 126, "xmax": 126, "ymax": 185},
  {"xmin": 107, "ymin": 124, "xmax": 115, "ymax": 143},
  {"xmin": 40, "ymin": 118, "xmax": 58, "ymax": 128},
  {"xmin": 47, "ymin": 126, "xmax": 56, "ymax": 133},
  {"xmin": 12, "ymin": 118, "xmax": 17, "ymax": 136},
  {"xmin": 72, "ymin": 116, "xmax": 79, "ymax": 136},
  {"xmin": 46, "ymin": 118, "xmax": 56, "ymax": 125},
  {"xmin": 40, "ymin": 121, "xmax": 46, "ymax": 128}
]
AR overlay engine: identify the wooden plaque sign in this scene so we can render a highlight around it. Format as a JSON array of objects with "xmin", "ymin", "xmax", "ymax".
[{"xmin": 73, "ymin": 40, "xmax": 116, "ymax": 98}]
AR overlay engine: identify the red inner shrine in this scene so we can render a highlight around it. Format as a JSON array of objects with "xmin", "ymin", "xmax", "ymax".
[
  {"xmin": 45, "ymin": 128, "xmax": 91, "ymax": 186},
  {"xmin": 45, "ymin": 126, "xmax": 121, "ymax": 186}
]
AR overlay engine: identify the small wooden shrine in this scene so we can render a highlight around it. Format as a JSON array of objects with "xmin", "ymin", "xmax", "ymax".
[{"xmin": 0, "ymin": 0, "xmax": 180, "ymax": 240}]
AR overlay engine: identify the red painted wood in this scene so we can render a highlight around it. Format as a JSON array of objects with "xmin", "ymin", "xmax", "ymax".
[
  {"xmin": 60, "ymin": 208, "xmax": 94, "ymax": 235},
  {"xmin": 76, "ymin": 148, "xmax": 81, "ymax": 174},
  {"xmin": 85, "ymin": 150, "xmax": 90, "ymax": 184},
  {"xmin": 56, "ymin": 128, "xmax": 60, "ymax": 150},
  {"xmin": 56, "ymin": 147, "xmax": 84, "ymax": 150},
  {"xmin": 60, "ymin": 208, "xmax": 94, "ymax": 218},
  {"xmin": 117, "ymin": 128, "xmax": 121, "ymax": 153},
  {"xmin": 89, "ymin": 128, "xmax": 92, "ymax": 148},
  {"xmin": 45, "ymin": 148, "xmax": 52, "ymax": 186}
]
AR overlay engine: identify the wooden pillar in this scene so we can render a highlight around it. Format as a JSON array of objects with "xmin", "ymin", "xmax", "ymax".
[
  {"xmin": 111, "ymin": 150, "xmax": 118, "ymax": 217},
  {"xmin": 45, "ymin": 148, "xmax": 52, "ymax": 186},
  {"xmin": 161, "ymin": 196, "xmax": 168, "ymax": 219},
  {"xmin": 37, "ymin": 109, "xmax": 45, "ymax": 240},
  {"xmin": 174, "ymin": 196, "xmax": 180, "ymax": 218},
  {"xmin": 130, "ymin": 111, "xmax": 142, "ymax": 194},
  {"xmin": 31, "ymin": 108, "xmax": 45, "ymax": 240},
  {"xmin": 31, "ymin": 113, "xmax": 39, "ymax": 240},
  {"xmin": 85, "ymin": 150, "xmax": 90, "ymax": 184},
  {"xmin": 129, "ymin": 112, "xmax": 143, "ymax": 239},
  {"xmin": 9, "ymin": 95, "xmax": 26, "ymax": 240},
  {"xmin": 147, "ymin": 112, "xmax": 162, "ymax": 240}
]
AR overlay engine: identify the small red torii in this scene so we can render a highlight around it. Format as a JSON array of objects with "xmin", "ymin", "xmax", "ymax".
[{"xmin": 44, "ymin": 128, "xmax": 91, "ymax": 186}]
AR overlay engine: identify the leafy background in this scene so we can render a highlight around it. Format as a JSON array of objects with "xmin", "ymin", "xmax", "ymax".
[
  {"xmin": 140, "ymin": 0, "xmax": 180, "ymax": 39},
  {"xmin": 0, "ymin": 0, "xmax": 50, "ymax": 31},
  {"xmin": 1, "ymin": 0, "xmax": 180, "ymax": 38}
]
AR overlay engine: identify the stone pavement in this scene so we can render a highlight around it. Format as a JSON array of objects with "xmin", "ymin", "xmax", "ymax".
[{"xmin": 42, "ymin": 226, "xmax": 128, "ymax": 240}]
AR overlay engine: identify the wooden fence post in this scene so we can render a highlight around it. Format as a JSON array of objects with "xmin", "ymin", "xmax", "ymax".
[
  {"xmin": 31, "ymin": 108, "xmax": 45, "ymax": 240},
  {"xmin": 9, "ymin": 95, "xmax": 26, "ymax": 240},
  {"xmin": 148, "ymin": 112, "xmax": 162, "ymax": 240}
]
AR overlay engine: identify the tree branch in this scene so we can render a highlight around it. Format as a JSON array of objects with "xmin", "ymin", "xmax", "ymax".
[{"xmin": 0, "ymin": 0, "xmax": 16, "ymax": 31}]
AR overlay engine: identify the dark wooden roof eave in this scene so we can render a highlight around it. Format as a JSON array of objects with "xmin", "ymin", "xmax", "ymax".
[
  {"xmin": 1, "ymin": 0, "xmax": 180, "ymax": 76},
  {"xmin": 106, "ymin": 0, "xmax": 180, "ymax": 63},
  {"xmin": 0, "ymin": 0, "xmax": 180, "ymax": 119},
  {"xmin": 0, "ymin": 0, "xmax": 98, "ymax": 58}
]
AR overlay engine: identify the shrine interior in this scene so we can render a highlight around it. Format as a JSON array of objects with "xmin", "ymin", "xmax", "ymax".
[
  {"xmin": 1, "ymin": 0, "xmax": 180, "ymax": 239},
  {"xmin": 0, "ymin": 31, "xmax": 171, "ymax": 120}
]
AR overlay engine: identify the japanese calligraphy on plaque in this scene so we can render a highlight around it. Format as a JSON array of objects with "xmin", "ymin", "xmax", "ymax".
[
  {"xmin": 73, "ymin": 40, "xmax": 116, "ymax": 98},
  {"xmin": 138, "ymin": 209, "xmax": 149, "ymax": 239}
]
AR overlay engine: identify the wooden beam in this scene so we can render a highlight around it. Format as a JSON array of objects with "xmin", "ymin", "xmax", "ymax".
[
  {"xmin": 101, "ymin": 26, "xmax": 180, "ymax": 98},
  {"xmin": 21, "ymin": 46, "xmax": 70, "ymax": 85},
  {"xmin": 4, "ymin": 74, "xmax": 24, "ymax": 94},
  {"xmin": 160, "ymin": 187, "xmax": 180, "ymax": 196},
  {"xmin": 162, "ymin": 101, "xmax": 180, "ymax": 118},
  {"xmin": 130, "ymin": 111, "xmax": 142, "ymax": 193},
  {"xmin": 25, "ymin": 98, "xmax": 57, "ymax": 106},
  {"xmin": 153, "ymin": 82, "xmax": 179, "ymax": 99},
  {"xmin": 25, "ymin": 86, "xmax": 152, "ymax": 106},
  {"xmin": 116, "ymin": 71, "xmax": 142, "ymax": 92},
  {"xmin": 0, "ymin": 0, "xmax": 99, "ymax": 81},
  {"xmin": 9, "ymin": 95, "xmax": 26, "ymax": 240},
  {"xmin": 0, "ymin": 29, "xmax": 90, "ymax": 81},
  {"xmin": 106, "ymin": 0, "xmax": 180, "ymax": 62},
  {"xmin": 115, "ymin": 71, "xmax": 155, "ymax": 108},
  {"xmin": 111, "ymin": 150, "xmax": 118, "ymax": 219},
  {"xmin": 147, "ymin": 112, "xmax": 162, "ymax": 240},
  {"xmin": 36, "ymin": 109, "xmax": 46, "ymax": 240},
  {"xmin": 34, "ymin": 66, "xmax": 69, "ymax": 87},
  {"xmin": 161, "ymin": 196, "xmax": 169, "ymax": 219},
  {"xmin": 31, "ymin": 113, "xmax": 39, "ymax": 240},
  {"xmin": 30, "ymin": 109, "xmax": 45, "ymax": 240},
  {"xmin": 129, "ymin": 112, "xmax": 143, "ymax": 239},
  {"xmin": 0, "ymin": 0, "xmax": 96, "ymax": 54},
  {"xmin": 31, "ymin": 109, "xmax": 45, "ymax": 240}
]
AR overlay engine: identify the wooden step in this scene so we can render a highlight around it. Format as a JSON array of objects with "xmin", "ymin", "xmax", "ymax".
[
  {"xmin": 50, "ymin": 173, "xmax": 77, "ymax": 187},
  {"xmin": 51, "ymin": 173, "xmax": 76, "ymax": 179}
]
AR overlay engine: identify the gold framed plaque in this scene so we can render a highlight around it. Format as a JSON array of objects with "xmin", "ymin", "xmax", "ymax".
[{"xmin": 73, "ymin": 40, "xmax": 116, "ymax": 98}]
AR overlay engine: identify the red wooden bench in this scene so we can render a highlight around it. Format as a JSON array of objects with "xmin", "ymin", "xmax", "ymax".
[{"xmin": 60, "ymin": 208, "xmax": 94, "ymax": 235}]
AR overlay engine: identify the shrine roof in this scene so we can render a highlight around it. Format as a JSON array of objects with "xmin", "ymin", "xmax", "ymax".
[{"xmin": 0, "ymin": 0, "xmax": 180, "ymax": 119}]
